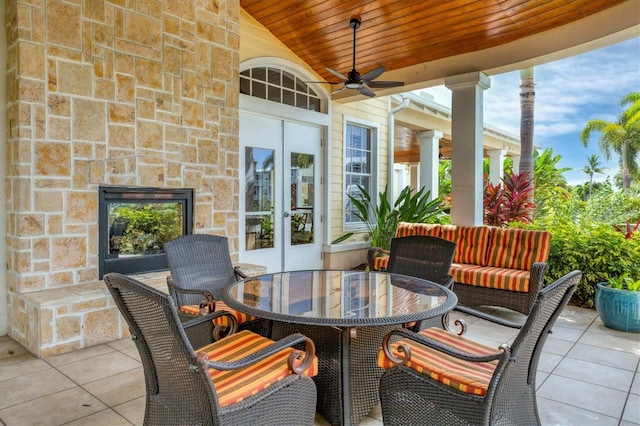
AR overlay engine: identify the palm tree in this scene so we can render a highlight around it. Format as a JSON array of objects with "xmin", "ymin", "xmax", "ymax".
[
  {"xmin": 519, "ymin": 68, "xmax": 535, "ymax": 219},
  {"xmin": 532, "ymin": 148, "xmax": 570, "ymax": 220},
  {"xmin": 580, "ymin": 92, "xmax": 640, "ymax": 190},
  {"xmin": 582, "ymin": 154, "xmax": 605, "ymax": 197}
]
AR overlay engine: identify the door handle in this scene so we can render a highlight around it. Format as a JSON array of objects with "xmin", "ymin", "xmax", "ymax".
[{"xmin": 283, "ymin": 212, "xmax": 290, "ymax": 218}]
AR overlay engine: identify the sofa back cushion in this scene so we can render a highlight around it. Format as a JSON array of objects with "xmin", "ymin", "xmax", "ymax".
[
  {"xmin": 395, "ymin": 222, "xmax": 442, "ymax": 238},
  {"xmin": 440, "ymin": 225, "xmax": 491, "ymax": 266},
  {"xmin": 486, "ymin": 228, "xmax": 552, "ymax": 271}
]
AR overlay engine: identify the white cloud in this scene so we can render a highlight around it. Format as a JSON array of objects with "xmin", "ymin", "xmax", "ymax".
[{"xmin": 424, "ymin": 37, "xmax": 640, "ymax": 185}]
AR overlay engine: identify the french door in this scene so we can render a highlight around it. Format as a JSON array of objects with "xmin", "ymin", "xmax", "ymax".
[{"xmin": 240, "ymin": 112, "xmax": 323, "ymax": 272}]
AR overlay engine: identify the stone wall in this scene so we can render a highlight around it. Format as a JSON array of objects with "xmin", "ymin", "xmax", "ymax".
[{"xmin": 5, "ymin": 0, "xmax": 241, "ymax": 356}]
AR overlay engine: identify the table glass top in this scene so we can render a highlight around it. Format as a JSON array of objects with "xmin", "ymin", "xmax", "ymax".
[{"xmin": 223, "ymin": 269, "xmax": 456, "ymax": 326}]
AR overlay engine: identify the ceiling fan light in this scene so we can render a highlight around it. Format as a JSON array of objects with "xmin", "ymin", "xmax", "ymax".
[{"xmin": 345, "ymin": 82, "xmax": 361, "ymax": 89}]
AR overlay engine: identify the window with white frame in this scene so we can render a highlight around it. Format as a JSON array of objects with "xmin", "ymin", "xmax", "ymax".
[
  {"xmin": 240, "ymin": 67, "xmax": 322, "ymax": 112},
  {"xmin": 344, "ymin": 120, "xmax": 377, "ymax": 229}
]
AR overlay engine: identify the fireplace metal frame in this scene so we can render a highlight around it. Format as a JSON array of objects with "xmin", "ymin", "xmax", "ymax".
[{"xmin": 98, "ymin": 186, "xmax": 194, "ymax": 279}]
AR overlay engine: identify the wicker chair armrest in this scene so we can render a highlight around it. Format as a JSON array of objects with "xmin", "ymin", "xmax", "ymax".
[
  {"xmin": 453, "ymin": 305, "xmax": 523, "ymax": 329},
  {"xmin": 182, "ymin": 310, "xmax": 238, "ymax": 340},
  {"xmin": 167, "ymin": 276, "xmax": 214, "ymax": 298},
  {"xmin": 367, "ymin": 247, "xmax": 390, "ymax": 271},
  {"xmin": 530, "ymin": 262, "xmax": 549, "ymax": 289},
  {"xmin": 233, "ymin": 266, "xmax": 248, "ymax": 280},
  {"xmin": 381, "ymin": 328, "xmax": 511, "ymax": 366},
  {"xmin": 182, "ymin": 310, "xmax": 236, "ymax": 329},
  {"xmin": 199, "ymin": 333, "xmax": 316, "ymax": 375}
]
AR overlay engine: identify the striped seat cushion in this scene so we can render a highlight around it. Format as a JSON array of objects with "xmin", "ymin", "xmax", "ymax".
[
  {"xmin": 450, "ymin": 263, "xmax": 531, "ymax": 292},
  {"xmin": 197, "ymin": 330, "xmax": 318, "ymax": 407},
  {"xmin": 180, "ymin": 301, "xmax": 259, "ymax": 326},
  {"xmin": 377, "ymin": 327, "xmax": 498, "ymax": 396},
  {"xmin": 371, "ymin": 254, "xmax": 390, "ymax": 271}
]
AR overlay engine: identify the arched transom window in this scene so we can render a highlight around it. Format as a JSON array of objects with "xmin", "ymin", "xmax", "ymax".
[{"xmin": 240, "ymin": 67, "xmax": 323, "ymax": 112}]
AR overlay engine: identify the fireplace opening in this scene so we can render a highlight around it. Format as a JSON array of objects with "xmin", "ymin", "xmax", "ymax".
[{"xmin": 99, "ymin": 186, "xmax": 194, "ymax": 279}]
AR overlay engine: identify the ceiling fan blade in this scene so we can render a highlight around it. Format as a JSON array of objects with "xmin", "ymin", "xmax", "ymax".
[
  {"xmin": 358, "ymin": 86, "xmax": 376, "ymax": 97},
  {"xmin": 326, "ymin": 67, "xmax": 348, "ymax": 81},
  {"xmin": 360, "ymin": 66, "xmax": 386, "ymax": 82},
  {"xmin": 331, "ymin": 86, "xmax": 347, "ymax": 95},
  {"xmin": 305, "ymin": 80, "xmax": 342, "ymax": 85},
  {"xmin": 366, "ymin": 80, "xmax": 405, "ymax": 88}
]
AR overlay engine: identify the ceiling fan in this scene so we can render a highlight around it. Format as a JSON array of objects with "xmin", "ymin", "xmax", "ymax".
[{"xmin": 312, "ymin": 18, "xmax": 404, "ymax": 97}]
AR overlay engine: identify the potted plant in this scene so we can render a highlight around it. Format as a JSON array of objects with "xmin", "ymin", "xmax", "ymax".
[{"xmin": 595, "ymin": 272, "xmax": 640, "ymax": 332}]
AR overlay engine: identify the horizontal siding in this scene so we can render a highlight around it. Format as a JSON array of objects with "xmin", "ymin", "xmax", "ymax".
[{"xmin": 329, "ymin": 99, "xmax": 390, "ymax": 243}]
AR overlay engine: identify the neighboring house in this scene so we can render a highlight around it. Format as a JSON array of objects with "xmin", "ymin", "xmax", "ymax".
[{"xmin": 0, "ymin": 1, "xmax": 636, "ymax": 357}]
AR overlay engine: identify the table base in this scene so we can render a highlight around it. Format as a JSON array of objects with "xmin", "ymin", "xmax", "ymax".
[{"xmin": 272, "ymin": 322, "xmax": 399, "ymax": 426}]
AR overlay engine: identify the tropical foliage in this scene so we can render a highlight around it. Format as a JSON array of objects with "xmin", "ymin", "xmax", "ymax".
[
  {"xmin": 332, "ymin": 185, "xmax": 445, "ymax": 250},
  {"xmin": 483, "ymin": 172, "xmax": 535, "ymax": 227},
  {"xmin": 111, "ymin": 204, "xmax": 183, "ymax": 254},
  {"xmin": 582, "ymin": 154, "xmax": 605, "ymax": 198},
  {"xmin": 580, "ymin": 92, "xmax": 640, "ymax": 190}
]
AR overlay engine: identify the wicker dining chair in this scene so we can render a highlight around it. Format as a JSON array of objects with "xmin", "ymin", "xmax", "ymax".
[
  {"xmin": 384, "ymin": 235, "xmax": 457, "ymax": 332},
  {"xmin": 104, "ymin": 272, "xmax": 318, "ymax": 426},
  {"xmin": 164, "ymin": 234, "xmax": 269, "ymax": 343},
  {"xmin": 377, "ymin": 270, "xmax": 581, "ymax": 426}
]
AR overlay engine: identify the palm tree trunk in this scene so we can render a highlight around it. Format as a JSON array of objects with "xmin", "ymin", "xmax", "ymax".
[
  {"xmin": 519, "ymin": 68, "xmax": 535, "ymax": 219},
  {"xmin": 622, "ymin": 141, "xmax": 631, "ymax": 190}
]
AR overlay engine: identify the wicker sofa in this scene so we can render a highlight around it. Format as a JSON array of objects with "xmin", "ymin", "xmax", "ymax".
[{"xmin": 368, "ymin": 222, "xmax": 552, "ymax": 315}]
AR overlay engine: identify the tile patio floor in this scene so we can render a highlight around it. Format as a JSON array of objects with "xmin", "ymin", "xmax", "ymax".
[{"xmin": 0, "ymin": 305, "xmax": 638, "ymax": 425}]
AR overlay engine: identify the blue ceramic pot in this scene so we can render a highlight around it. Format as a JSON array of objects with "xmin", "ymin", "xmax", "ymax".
[{"xmin": 595, "ymin": 282, "xmax": 640, "ymax": 333}]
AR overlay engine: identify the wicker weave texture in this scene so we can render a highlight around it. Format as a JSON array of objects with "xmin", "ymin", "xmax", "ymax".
[
  {"xmin": 379, "ymin": 270, "xmax": 581, "ymax": 426},
  {"xmin": 164, "ymin": 234, "xmax": 270, "ymax": 337},
  {"xmin": 104, "ymin": 273, "xmax": 317, "ymax": 426},
  {"xmin": 271, "ymin": 321, "xmax": 397, "ymax": 426},
  {"xmin": 384, "ymin": 235, "xmax": 456, "ymax": 332}
]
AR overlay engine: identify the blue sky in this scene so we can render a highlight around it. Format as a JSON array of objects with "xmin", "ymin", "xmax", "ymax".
[{"xmin": 426, "ymin": 36, "xmax": 640, "ymax": 185}]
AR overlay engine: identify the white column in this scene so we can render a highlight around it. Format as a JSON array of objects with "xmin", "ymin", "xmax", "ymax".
[
  {"xmin": 417, "ymin": 130, "xmax": 442, "ymax": 200},
  {"xmin": 409, "ymin": 164, "xmax": 419, "ymax": 192},
  {"xmin": 445, "ymin": 72, "xmax": 490, "ymax": 226},
  {"xmin": 487, "ymin": 149, "xmax": 506, "ymax": 185}
]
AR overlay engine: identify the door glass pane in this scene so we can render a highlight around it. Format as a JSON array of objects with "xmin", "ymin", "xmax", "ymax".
[
  {"xmin": 290, "ymin": 152, "xmax": 314, "ymax": 246},
  {"xmin": 245, "ymin": 147, "xmax": 275, "ymax": 250}
]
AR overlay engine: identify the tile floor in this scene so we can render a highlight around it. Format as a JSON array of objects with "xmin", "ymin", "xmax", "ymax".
[{"xmin": 0, "ymin": 305, "xmax": 638, "ymax": 426}]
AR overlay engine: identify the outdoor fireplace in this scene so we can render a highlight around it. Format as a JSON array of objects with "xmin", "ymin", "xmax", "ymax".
[{"xmin": 98, "ymin": 186, "xmax": 194, "ymax": 279}]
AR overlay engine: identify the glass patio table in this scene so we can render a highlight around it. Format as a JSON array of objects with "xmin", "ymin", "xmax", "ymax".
[{"xmin": 221, "ymin": 269, "xmax": 457, "ymax": 426}]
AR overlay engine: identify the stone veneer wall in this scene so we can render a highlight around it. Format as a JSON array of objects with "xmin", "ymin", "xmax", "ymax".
[{"xmin": 5, "ymin": 0, "xmax": 241, "ymax": 356}]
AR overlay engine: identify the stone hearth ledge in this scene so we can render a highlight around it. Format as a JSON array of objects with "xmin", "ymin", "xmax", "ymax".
[{"xmin": 17, "ymin": 264, "xmax": 267, "ymax": 358}]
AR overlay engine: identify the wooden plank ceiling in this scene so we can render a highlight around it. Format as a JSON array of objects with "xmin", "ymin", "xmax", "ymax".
[{"xmin": 241, "ymin": 0, "xmax": 627, "ymax": 88}]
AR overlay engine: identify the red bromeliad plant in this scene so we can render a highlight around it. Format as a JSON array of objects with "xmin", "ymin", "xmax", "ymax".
[{"xmin": 483, "ymin": 172, "xmax": 536, "ymax": 227}]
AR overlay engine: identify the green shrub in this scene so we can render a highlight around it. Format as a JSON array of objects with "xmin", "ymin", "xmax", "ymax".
[
  {"xmin": 112, "ymin": 203, "xmax": 183, "ymax": 254},
  {"xmin": 527, "ymin": 220, "xmax": 640, "ymax": 307}
]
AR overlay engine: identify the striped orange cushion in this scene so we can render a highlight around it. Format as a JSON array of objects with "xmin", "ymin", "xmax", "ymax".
[
  {"xmin": 198, "ymin": 330, "xmax": 318, "ymax": 407},
  {"xmin": 440, "ymin": 226, "xmax": 491, "ymax": 266},
  {"xmin": 372, "ymin": 255, "xmax": 389, "ymax": 271},
  {"xmin": 450, "ymin": 263, "xmax": 484, "ymax": 284},
  {"xmin": 180, "ymin": 301, "xmax": 259, "ymax": 326},
  {"xmin": 486, "ymin": 228, "xmax": 551, "ymax": 271},
  {"xmin": 395, "ymin": 222, "xmax": 415, "ymax": 237},
  {"xmin": 377, "ymin": 327, "xmax": 498, "ymax": 396},
  {"xmin": 453, "ymin": 265, "xmax": 531, "ymax": 292},
  {"xmin": 410, "ymin": 223, "xmax": 442, "ymax": 238}
]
